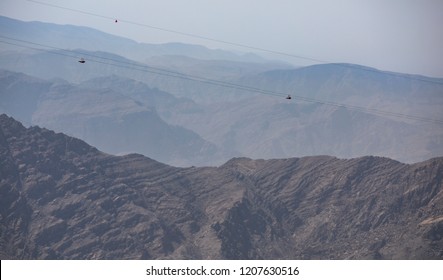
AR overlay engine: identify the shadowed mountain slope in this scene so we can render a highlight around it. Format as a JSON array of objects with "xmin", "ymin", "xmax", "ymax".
[{"xmin": 1, "ymin": 114, "xmax": 442, "ymax": 259}]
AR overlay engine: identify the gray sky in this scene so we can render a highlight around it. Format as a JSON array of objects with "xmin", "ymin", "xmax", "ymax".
[{"xmin": 1, "ymin": 0, "xmax": 443, "ymax": 77}]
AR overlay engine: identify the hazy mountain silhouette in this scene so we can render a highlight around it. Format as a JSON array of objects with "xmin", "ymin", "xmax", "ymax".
[
  {"xmin": 162, "ymin": 64, "xmax": 443, "ymax": 163},
  {"xmin": 0, "ymin": 70, "xmax": 222, "ymax": 166},
  {"xmin": 1, "ymin": 16, "xmax": 442, "ymax": 165},
  {"xmin": 1, "ymin": 64, "xmax": 442, "ymax": 165},
  {"xmin": 0, "ymin": 15, "xmax": 268, "ymax": 63}
]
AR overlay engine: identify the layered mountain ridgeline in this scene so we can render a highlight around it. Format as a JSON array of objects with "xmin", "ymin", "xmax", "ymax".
[
  {"xmin": 2, "ymin": 69, "xmax": 442, "ymax": 166},
  {"xmin": 1, "ymin": 114, "xmax": 442, "ymax": 259},
  {"xmin": 1, "ymin": 16, "xmax": 442, "ymax": 165},
  {"xmin": 0, "ymin": 16, "xmax": 267, "ymax": 63},
  {"xmin": 0, "ymin": 70, "xmax": 225, "ymax": 166}
]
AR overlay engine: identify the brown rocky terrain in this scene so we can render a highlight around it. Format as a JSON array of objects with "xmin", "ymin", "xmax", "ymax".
[{"xmin": 0, "ymin": 114, "xmax": 442, "ymax": 259}]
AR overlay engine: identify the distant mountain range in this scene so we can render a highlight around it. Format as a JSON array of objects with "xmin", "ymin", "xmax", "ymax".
[
  {"xmin": 0, "ymin": 15, "xmax": 270, "ymax": 63},
  {"xmin": 1, "ymin": 68, "xmax": 442, "ymax": 165},
  {"xmin": 0, "ymin": 70, "xmax": 224, "ymax": 166},
  {"xmin": 0, "ymin": 16, "xmax": 442, "ymax": 165},
  {"xmin": 1, "ymin": 114, "xmax": 442, "ymax": 259}
]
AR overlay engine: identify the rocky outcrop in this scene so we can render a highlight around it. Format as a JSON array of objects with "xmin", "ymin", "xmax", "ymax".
[{"xmin": 0, "ymin": 114, "xmax": 442, "ymax": 259}]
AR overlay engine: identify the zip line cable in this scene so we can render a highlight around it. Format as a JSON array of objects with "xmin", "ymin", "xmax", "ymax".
[
  {"xmin": 1, "ymin": 35, "xmax": 443, "ymax": 125},
  {"xmin": 0, "ymin": 35, "xmax": 284, "ymax": 97},
  {"xmin": 25, "ymin": 0, "xmax": 325, "ymax": 64},
  {"xmin": 0, "ymin": 35, "xmax": 285, "ymax": 97},
  {"xmin": 23, "ymin": 0, "xmax": 443, "ymax": 86},
  {"xmin": 1, "ymin": 36, "xmax": 442, "ymax": 125}
]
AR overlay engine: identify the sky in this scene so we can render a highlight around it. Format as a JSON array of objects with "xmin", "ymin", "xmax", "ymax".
[{"xmin": 1, "ymin": 0, "xmax": 443, "ymax": 77}]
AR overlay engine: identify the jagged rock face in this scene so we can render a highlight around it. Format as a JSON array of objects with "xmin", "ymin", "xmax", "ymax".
[{"xmin": 0, "ymin": 114, "xmax": 442, "ymax": 259}]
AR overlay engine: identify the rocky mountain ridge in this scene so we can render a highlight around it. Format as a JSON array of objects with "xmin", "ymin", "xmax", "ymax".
[{"xmin": 1, "ymin": 114, "xmax": 442, "ymax": 259}]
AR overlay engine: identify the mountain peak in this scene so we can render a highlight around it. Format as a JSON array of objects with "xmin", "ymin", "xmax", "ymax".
[{"xmin": 0, "ymin": 113, "xmax": 27, "ymax": 136}]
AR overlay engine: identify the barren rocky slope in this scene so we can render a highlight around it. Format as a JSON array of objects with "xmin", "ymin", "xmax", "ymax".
[{"xmin": 1, "ymin": 114, "xmax": 442, "ymax": 259}]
